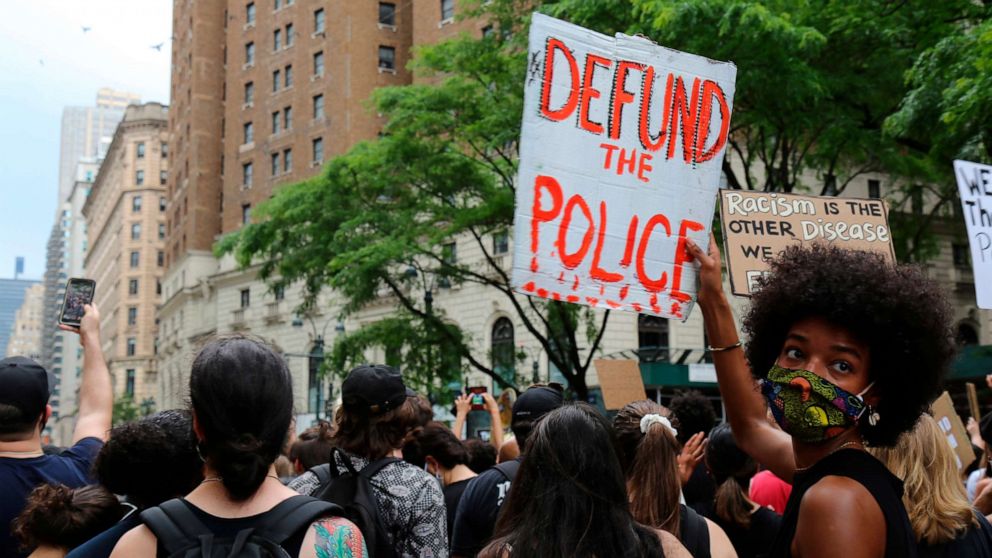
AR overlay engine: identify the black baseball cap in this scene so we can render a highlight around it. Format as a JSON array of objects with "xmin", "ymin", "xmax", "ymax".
[
  {"xmin": 0, "ymin": 357, "xmax": 50, "ymax": 422},
  {"xmin": 341, "ymin": 364, "xmax": 416, "ymax": 415},
  {"xmin": 512, "ymin": 384, "xmax": 564, "ymax": 422}
]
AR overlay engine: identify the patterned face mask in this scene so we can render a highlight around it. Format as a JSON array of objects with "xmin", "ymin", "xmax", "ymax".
[{"xmin": 761, "ymin": 365, "xmax": 872, "ymax": 443}]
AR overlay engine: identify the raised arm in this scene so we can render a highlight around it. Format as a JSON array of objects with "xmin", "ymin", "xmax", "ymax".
[
  {"xmin": 60, "ymin": 304, "xmax": 113, "ymax": 443},
  {"xmin": 483, "ymin": 392, "xmax": 504, "ymax": 450},
  {"xmin": 687, "ymin": 236, "xmax": 796, "ymax": 481},
  {"xmin": 453, "ymin": 393, "xmax": 470, "ymax": 440}
]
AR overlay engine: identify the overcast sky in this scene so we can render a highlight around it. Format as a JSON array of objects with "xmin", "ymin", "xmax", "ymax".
[{"xmin": 0, "ymin": 0, "xmax": 172, "ymax": 280}]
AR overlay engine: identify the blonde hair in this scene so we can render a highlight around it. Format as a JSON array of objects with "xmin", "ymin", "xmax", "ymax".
[{"xmin": 870, "ymin": 414, "xmax": 977, "ymax": 545}]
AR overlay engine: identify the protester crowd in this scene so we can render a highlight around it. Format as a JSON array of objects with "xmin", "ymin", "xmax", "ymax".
[{"xmin": 4, "ymin": 240, "xmax": 992, "ymax": 557}]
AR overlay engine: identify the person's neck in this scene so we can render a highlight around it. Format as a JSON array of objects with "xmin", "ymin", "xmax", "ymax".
[
  {"xmin": 0, "ymin": 435, "xmax": 43, "ymax": 457},
  {"xmin": 442, "ymin": 464, "xmax": 477, "ymax": 486},
  {"xmin": 185, "ymin": 463, "xmax": 291, "ymax": 518},
  {"xmin": 793, "ymin": 428, "xmax": 865, "ymax": 472}
]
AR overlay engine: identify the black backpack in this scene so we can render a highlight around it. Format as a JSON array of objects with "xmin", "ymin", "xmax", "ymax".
[
  {"xmin": 309, "ymin": 448, "xmax": 400, "ymax": 558},
  {"xmin": 141, "ymin": 495, "xmax": 339, "ymax": 558}
]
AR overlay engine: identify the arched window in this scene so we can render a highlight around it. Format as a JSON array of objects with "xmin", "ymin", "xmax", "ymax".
[
  {"xmin": 957, "ymin": 322, "xmax": 979, "ymax": 347},
  {"xmin": 491, "ymin": 317, "xmax": 515, "ymax": 389}
]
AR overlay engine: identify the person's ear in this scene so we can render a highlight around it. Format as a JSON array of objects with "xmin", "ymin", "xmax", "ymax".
[
  {"xmin": 425, "ymin": 455, "xmax": 439, "ymax": 474},
  {"xmin": 37, "ymin": 405, "xmax": 53, "ymax": 434}
]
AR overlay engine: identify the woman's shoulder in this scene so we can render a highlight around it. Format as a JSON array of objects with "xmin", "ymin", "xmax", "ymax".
[
  {"xmin": 299, "ymin": 516, "xmax": 369, "ymax": 558},
  {"xmin": 109, "ymin": 524, "xmax": 157, "ymax": 557}
]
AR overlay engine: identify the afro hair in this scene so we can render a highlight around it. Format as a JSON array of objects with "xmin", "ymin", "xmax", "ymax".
[{"xmin": 743, "ymin": 244, "xmax": 955, "ymax": 447}]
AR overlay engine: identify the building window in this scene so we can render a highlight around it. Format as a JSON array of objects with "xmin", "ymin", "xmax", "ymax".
[
  {"xmin": 313, "ymin": 51, "xmax": 324, "ymax": 76},
  {"xmin": 911, "ymin": 186, "xmax": 923, "ymax": 215},
  {"xmin": 482, "ymin": 25, "xmax": 494, "ymax": 38},
  {"xmin": 273, "ymin": 69, "xmax": 281, "ymax": 92},
  {"xmin": 313, "ymin": 94, "xmax": 324, "ymax": 119},
  {"xmin": 158, "ymin": 223, "xmax": 166, "ymax": 239},
  {"xmin": 493, "ymin": 231, "xmax": 509, "ymax": 255},
  {"xmin": 312, "ymin": 137, "xmax": 324, "ymax": 163},
  {"xmin": 242, "ymin": 203, "xmax": 251, "ymax": 224},
  {"xmin": 283, "ymin": 106, "xmax": 292, "ymax": 130},
  {"xmin": 314, "ymin": 8, "xmax": 325, "ymax": 33},
  {"xmin": 157, "ymin": 250, "xmax": 164, "ymax": 267},
  {"xmin": 273, "ymin": 28, "xmax": 282, "ymax": 50},
  {"xmin": 274, "ymin": 285, "xmax": 285, "ymax": 300},
  {"xmin": 136, "ymin": 142, "xmax": 146, "ymax": 158},
  {"xmin": 638, "ymin": 314, "xmax": 670, "ymax": 362},
  {"xmin": 868, "ymin": 179, "xmax": 880, "ymax": 199},
  {"xmin": 379, "ymin": 2, "xmax": 396, "ymax": 25},
  {"xmin": 441, "ymin": 0, "xmax": 454, "ymax": 21},
  {"xmin": 958, "ymin": 323, "xmax": 980, "ymax": 347},
  {"xmin": 240, "ymin": 289, "xmax": 250, "ymax": 308},
  {"xmin": 245, "ymin": 42, "xmax": 255, "ymax": 65},
  {"xmin": 156, "ymin": 279, "xmax": 162, "ymax": 295},
  {"xmin": 442, "ymin": 242, "xmax": 457, "ymax": 264},
  {"xmin": 271, "ymin": 152, "xmax": 280, "ymax": 175},
  {"xmin": 161, "ymin": 142, "xmax": 168, "ymax": 158},
  {"xmin": 283, "ymin": 148, "xmax": 292, "ymax": 172},
  {"xmin": 126, "ymin": 339, "xmax": 137, "ymax": 357},
  {"xmin": 242, "ymin": 162, "xmax": 253, "ymax": 187},
  {"xmin": 130, "ymin": 251, "xmax": 140, "ymax": 268},
  {"xmin": 285, "ymin": 23, "xmax": 294, "ymax": 46},
  {"xmin": 274, "ymin": 0, "xmax": 281, "ymax": 9},
  {"xmin": 491, "ymin": 317, "xmax": 515, "ymax": 388},
  {"xmin": 127, "ymin": 307, "xmax": 138, "ymax": 326},
  {"xmin": 953, "ymin": 243, "xmax": 971, "ymax": 267},
  {"xmin": 132, "ymin": 195, "xmax": 142, "ymax": 212},
  {"xmin": 272, "ymin": 111, "xmax": 280, "ymax": 134},
  {"xmin": 129, "ymin": 279, "xmax": 139, "ymax": 295},
  {"xmin": 136, "ymin": 170, "xmax": 145, "ymax": 185},
  {"xmin": 284, "ymin": 64, "xmax": 293, "ymax": 87},
  {"xmin": 246, "ymin": 2, "xmax": 256, "ymax": 24},
  {"xmin": 243, "ymin": 121, "xmax": 253, "ymax": 144},
  {"xmin": 378, "ymin": 46, "xmax": 395, "ymax": 70},
  {"xmin": 159, "ymin": 196, "xmax": 167, "ymax": 211},
  {"xmin": 244, "ymin": 81, "xmax": 254, "ymax": 104},
  {"xmin": 125, "ymin": 369, "xmax": 135, "ymax": 396},
  {"xmin": 131, "ymin": 223, "xmax": 141, "ymax": 240},
  {"xmin": 159, "ymin": 170, "xmax": 167, "ymax": 185}
]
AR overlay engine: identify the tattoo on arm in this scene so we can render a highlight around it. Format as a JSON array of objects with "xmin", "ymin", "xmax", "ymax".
[{"xmin": 313, "ymin": 517, "xmax": 369, "ymax": 558}]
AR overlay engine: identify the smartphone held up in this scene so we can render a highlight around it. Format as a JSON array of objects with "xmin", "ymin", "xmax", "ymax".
[{"xmin": 59, "ymin": 278, "xmax": 96, "ymax": 327}]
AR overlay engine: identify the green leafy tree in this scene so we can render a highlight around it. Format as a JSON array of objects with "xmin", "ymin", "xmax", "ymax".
[
  {"xmin": 219, "ymin": 5, "xmax": 609, "ymax": 399},
  {"xmin": 112, "ymin": 396, "xmax": 141, "ymax": 426}
]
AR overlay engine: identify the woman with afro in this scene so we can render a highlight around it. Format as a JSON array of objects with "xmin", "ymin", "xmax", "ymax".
[{"xmin": 686, "ymin": 237, "xmax": 955, "ymax": 558}]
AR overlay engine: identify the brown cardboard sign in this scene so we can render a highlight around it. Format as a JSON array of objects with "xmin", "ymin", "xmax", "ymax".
[
  {"xmin": 595, "ymin": 359, "xmax": 647, "ymax": 410},
  {"xmin": 719, "ymin": 190, "xmax": 896, "ymax": 296},
  {"xmin": 967, "ymin": 382, "xmax": 981, "ymax": 421},
  {"xmin": 932, "ymin": 391, "xmax": 976, "ymax": 472}
]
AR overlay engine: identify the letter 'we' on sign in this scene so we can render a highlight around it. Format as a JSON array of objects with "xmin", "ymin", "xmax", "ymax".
[{"xmin": 511, "ymin": 13, "xmax": 737, "ymax": 320}]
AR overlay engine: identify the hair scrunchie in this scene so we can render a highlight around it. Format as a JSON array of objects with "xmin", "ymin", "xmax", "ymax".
[{"xmin": 640, "ymin": 414, "xmax": 677, "ymax": 437}]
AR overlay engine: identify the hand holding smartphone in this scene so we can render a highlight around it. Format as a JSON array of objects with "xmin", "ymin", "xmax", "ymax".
[
  {"xmin": 468, "ymin": 386, "xmax": 488, "ymax": 411},
  {"xmin": 59, "ymin": 278, "xmax": 96, "ymax": 327}
]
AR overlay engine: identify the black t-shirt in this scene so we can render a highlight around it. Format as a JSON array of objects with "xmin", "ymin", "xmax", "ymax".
[
  {"xmin": 702, "ymin": 503, "xmax": 782, "ymax": 558},
  {"xmin": 684, "ymin": 461, "xmax": 718, "ymax": 514},
  {"xmin": 919, "ymin": 511, "xmax": 992, "ymax": 558},
  {"xmin": 450, "ymin": 459, "xmax": 520, "ymax": 556},
  {"xmin": 444, "ymin": 478, "xmax": 473, "ymax": 540},
  {"xmin": 770, "ymin": 449, "xmax": 916, "ymax": 558}
]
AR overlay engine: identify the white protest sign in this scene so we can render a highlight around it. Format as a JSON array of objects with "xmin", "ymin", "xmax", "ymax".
[
  {"xmin": 953, "ymin": 160, "xmax": 992, "ymax": 309},
  {"xmin": 511, "ymin": 13, "xmax": 737, "ymax": 320}
]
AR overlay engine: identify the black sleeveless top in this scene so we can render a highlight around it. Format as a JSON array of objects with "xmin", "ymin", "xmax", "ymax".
[
  {"xmin": 154, "ymin": 500, "xmax": 311, "ymax": 557},
  {"xmin": 769, "ymin": 449, "xmax": 916, "ymax": 558}
]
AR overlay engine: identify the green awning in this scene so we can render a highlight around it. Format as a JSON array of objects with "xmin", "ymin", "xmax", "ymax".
[
  {"xmin": 948, "ymin": 345, "xmax": 992, "ymax": 381},
  {"xmin": 640, "ymin": 361, "xmax": 716, "ymax": 388}
]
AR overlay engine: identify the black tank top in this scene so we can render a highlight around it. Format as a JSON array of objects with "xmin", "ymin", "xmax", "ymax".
[
  {"xmin": 769, "ymin": 448, "xmax": 917, "ymax": 558},
  {"xmin": 154, "ymin": 499, "xmax": 310, "ymax": 557}
]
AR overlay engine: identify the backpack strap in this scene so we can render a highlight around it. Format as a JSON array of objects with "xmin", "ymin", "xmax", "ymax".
[
  {"xmin": 310, "ymin": 463, "xmax": 332, "ymax": 485},
  {"xmin": 255, "ymin": 495, "xmax": 342, "ymax": 545},
  {"xmin": 679, "ymin": 505, "xmax": 711, "ymax": 558},
  {"xmin": 140, "ymin": 498, "xmax": 214, "ymax": 556},
  {"xmin": 359, "ymin": 456, "xmax": 402, "ymax": 480}
]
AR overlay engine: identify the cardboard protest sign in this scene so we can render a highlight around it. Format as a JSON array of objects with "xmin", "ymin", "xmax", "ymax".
[
  {"xmin": 953, "ymin": 160, "xmax": 992, "ymax": 309},
  {"xmin": 511, "ymin": 13, "xmax": 737, "ymax": 320},
  {"xmin": 932, "ymin": 391, "xmax": 976, "ymax": 472},
  {"xmin": 719, "ymin": 190, "xmax": 895, "ymax": 296},
  {"xmin": 595, "ymin": 359, "xmax": 646, "ymax": 410},
  {"xmin": 967, "ymin": 381, "xmax": 981, "ymax": 421}
]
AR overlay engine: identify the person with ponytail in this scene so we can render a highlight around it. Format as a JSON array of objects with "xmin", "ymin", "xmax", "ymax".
[
  {"xmin": 703, "ymin": 423, "xmax": 781, "ymax": 558},
  {"xmin": 614, "ymin": 400, "xmax": 738, "ymax": 558},
  {"xmin": 110, "ymin": 335, "xmax": 368, "ymax": 557}
]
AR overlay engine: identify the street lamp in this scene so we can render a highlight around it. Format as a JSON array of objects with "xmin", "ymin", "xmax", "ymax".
[
  {"xmin": 290, "ymin": 313, "xmax": 345, "ymax": 422},
  {"xmin": 518, "ymin": 344, "xmax": 543, "ymax": 385}
]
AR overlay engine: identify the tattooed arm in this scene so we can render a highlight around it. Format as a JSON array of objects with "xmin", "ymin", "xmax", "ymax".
[{"xmin": 300, "ymin": 517, "xmax": 369, "ymax": 558}]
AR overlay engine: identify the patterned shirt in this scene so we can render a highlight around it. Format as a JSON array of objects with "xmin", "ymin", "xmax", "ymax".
[{"xmin": 290, "ymin": 451, "xmax": 448, "ymax": 558}]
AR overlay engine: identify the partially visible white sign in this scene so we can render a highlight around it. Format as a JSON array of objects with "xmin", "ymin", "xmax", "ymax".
[
  {"xmin": 953, "ymin": 160, "xmax": 992, "ymax": 309},
  {"xmin": 688, "ymin": 363, "xmax": 717, "ymax": 384}
]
